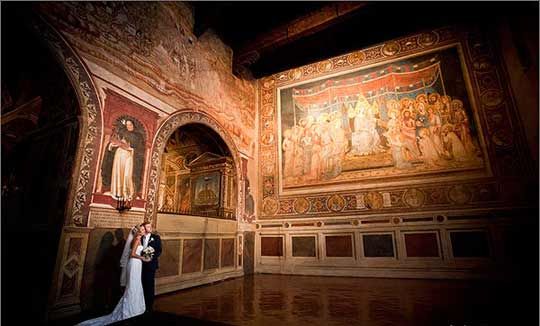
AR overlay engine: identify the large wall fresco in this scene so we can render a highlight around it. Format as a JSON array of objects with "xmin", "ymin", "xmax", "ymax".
[
  {"xmin": 279, "ymin": 46, "xmax": 486, "ymax": 190},
  {"xmin": 259, "ymin": 25, "xmax": 532, "ymax": 219}
]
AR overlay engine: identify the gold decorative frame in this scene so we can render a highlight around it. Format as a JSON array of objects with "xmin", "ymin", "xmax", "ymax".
[{"xmin": 258, "ymin": 24, "xmax": 531, "ymax": 220}]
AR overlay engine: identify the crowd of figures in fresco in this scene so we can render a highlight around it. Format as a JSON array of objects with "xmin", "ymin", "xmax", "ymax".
[{"xmin": 282, "ymin": 92, "xmax": 483, "ymax": 184}]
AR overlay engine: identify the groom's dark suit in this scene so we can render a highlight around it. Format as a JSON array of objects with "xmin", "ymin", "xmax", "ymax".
[{"xmin": 141, "ymin": 233, "xmax": 162, "ymax": 313}]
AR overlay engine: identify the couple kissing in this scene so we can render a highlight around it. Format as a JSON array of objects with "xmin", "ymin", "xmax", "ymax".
[{"xmin": 77, "ymin": 221, "xmax": 162, "ymax": 325}]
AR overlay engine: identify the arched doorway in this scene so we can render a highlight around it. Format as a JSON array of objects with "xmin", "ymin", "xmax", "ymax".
[
  {"xmin": 157, "ymin": 123, "xmax": 237, "ymax": 219},
  {"xmin": 1, "ymin": 5, "xmax": 89, "ymax": 324},
  {"xmin": 147, "ymin": 112, "xmax": 245, "ymax": 293},
  {"xmin": 145, "ymin": 111, "xmax": 243, "ymax": 223}
]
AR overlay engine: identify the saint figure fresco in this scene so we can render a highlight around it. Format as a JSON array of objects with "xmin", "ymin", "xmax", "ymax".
[{"xmin": 101, "ymin": 116, "xmax": 146, "ymax": 201}]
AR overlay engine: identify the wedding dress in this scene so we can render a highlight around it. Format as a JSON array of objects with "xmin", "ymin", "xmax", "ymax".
[{"xmin": 76, "ymin": 232, "xmax": 145, "ymax": 325}]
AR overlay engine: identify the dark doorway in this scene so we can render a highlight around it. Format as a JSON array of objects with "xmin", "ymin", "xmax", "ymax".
[{"xmin": 1, "ymin": 4, "xmax": 81, "ymax": 324}]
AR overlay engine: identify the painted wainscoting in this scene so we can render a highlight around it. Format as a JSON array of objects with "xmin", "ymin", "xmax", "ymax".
[
  {"xmin": 255, "ymin": 210, "xmax": 529, "ymax": 280},
  {"xmin": 155, "ymin": 214, "xmax": 244, "ymax": 295}
]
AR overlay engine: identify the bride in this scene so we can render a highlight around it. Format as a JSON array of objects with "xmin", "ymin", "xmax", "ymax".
[{"xmin": 76, "ymin": 225, "xmax": 150, "ymax": 325}]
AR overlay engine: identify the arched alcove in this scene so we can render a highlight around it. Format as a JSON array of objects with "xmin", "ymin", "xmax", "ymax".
[
  {"xmin": 147, "ymin": 112, "xmax": 244, "ymax": 294},
  {"xmin": 157, "ymin": 123, "xmax": 237, "ymax": 219},
  {"xmin": 145, "ymin": 111, "xmax": 243, "ymax": 223}
]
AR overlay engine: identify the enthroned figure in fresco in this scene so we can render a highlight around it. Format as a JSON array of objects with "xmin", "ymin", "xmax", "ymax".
[
  {"xmin": 369, "ymin": 101, "xmax": 385, "ymax": 150},
  {"xmin": 351, "ymin": 97, "xmax": 382, "ymax": 156},
  {"xmin": 101, "ymin": 118, "xmax": 145, "ymax": 201}
]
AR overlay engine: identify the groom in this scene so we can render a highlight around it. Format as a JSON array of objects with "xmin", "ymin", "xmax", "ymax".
[{"xmin": 140, "ymin": 221, "xmax": 162, "ymax": 314}]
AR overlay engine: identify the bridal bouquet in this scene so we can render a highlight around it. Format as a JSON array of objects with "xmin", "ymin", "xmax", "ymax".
[{"xmin": 142, "ymin": 246, "xmax": 155, "ymax": 260}]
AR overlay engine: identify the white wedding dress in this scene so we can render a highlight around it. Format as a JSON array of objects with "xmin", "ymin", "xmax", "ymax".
[{"xmin": 76, "ymin": 245, "xmax": 146, "ymax": 325}]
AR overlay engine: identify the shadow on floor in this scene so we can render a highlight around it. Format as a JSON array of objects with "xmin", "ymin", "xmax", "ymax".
[{"xmin": 48, "ymin": 311, "xmax": 230, "ymax": 326}]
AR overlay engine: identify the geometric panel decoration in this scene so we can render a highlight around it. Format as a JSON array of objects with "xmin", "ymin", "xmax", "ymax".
[
  {"xmin": 404, "ymin": 232, "xmax": 440, "ymax": 257},
  {"xmin": 182, "ymin": 239, "xmax": 203, "ymax": 274},
  {"xmin": 204, "ymin": 239, "xmax": 220, "ymax": 270},
  {"xmin": 156, "ymin": 239, "xmax": 181, "ymax": 278},
  {"xmin": 221, "ymin": 238, "xmax": 235, "ymax": 268},
  {"xmin": 55, "ymin": 232, "xmax": 89, "ymax": 310},
  {"xmin": 325, "ymin": 235, "xmax": 353, "ymax": 257},
  {"xmin": 261, "ymin": 237, "xmax": 283, "ymax": 257},
  {"xmin": 292, "ymin": 236, "xmax": 317, "ymax": 257},
  {"xmin": 362, "ymin": 234, "xmax": 395, "ymax": 258},
  {"xmin": 450, "ymin": 231, "xmax": 490, "ymax": 257}
]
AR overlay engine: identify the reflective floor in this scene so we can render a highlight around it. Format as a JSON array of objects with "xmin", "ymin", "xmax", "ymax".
[{"xmin": 154, "ymin": 274, "xmax": 536, "ymax": 326}]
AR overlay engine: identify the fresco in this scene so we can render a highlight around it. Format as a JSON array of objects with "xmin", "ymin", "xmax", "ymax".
[
  {"xmin": 95, "ymin": 90, "xmax": 159, "ymax": 207},
  {"xmin": 193, "ymin": 172, "xmax": 221, "ymax": 207},
  {"xmin": 178, "ymin": 176, "xmax": 191, "ymax": 212},
  {"xmin": 100, "ymin": 116, "xmax": 146, "ymax": 201},
  {"xmin": 279, "ymin": 46, "xmax": 484, "ymax": 189}
]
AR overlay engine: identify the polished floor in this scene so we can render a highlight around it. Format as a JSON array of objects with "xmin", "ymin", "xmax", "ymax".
[
  {"xmin": 152, "ymin": 274, "xmax": 536, "ymax": 326},
  {"xmin": 52, "ymin": 274, "xmax": 536, "ymax": 326}
]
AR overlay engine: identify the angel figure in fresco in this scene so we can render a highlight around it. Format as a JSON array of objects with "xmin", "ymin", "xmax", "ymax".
[{"xmin": 101, "ymin": 117, "xmax": 145, "ymax": 201}]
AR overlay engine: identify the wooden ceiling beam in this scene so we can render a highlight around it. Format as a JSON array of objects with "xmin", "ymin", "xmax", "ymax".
[{"xmin": 233, "ymin": 2, "xmax": 368, "ymax": 71}]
